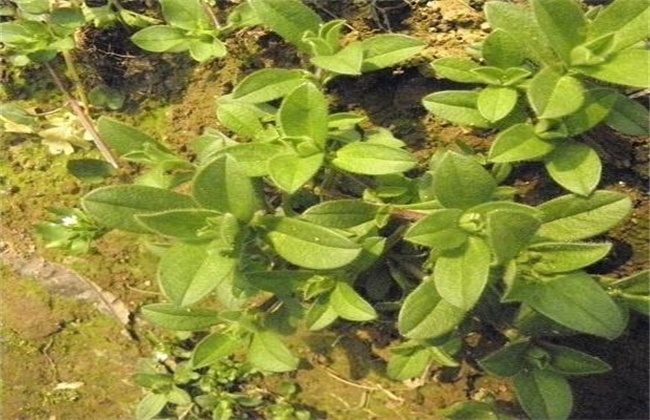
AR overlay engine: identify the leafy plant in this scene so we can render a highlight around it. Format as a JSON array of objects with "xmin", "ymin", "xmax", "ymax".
[
  {"xmin": 130, "ymin": 0, "xmax": 253, "ymax": 63},
  {"xmin": 134, "ymin": 334, "xmax": 311, "ymax": 419},
  {"xmin": 36, "ymin": 207, "xmax": 107, "ymax": 255},
  {"xmin": 424, "ymin": 0, "xmax": 650, "ymax": 195}
]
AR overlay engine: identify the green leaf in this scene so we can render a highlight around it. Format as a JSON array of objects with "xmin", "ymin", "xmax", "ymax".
[
  {"xmin": 532, "ymin": 0, "xmax": 586, "ymax": 64},
  {"xmin": 248, "ymin": 331, "xmax": 299, "ymax": 372},
  {"xmin": 232, "ymin": 69, "xmax": 306, "ymax": 103},
  {"xmin": 430, "ymin": 57, "xmax": 484, "ymax": 83},
  {"xmin": 527, "ymin": 67, "xmax": 585, "ymax": 119},
  {"xmin": 441, "ymin": 401, "xmax": 508, "ymax": 420},
  {"xmin": 360, "ymin": 34, "xmax": 425, "ymax": 72},
  {"xmin": 577, "ymin": 48, "xmax": 650, "ymax": 88},
  {"xmin": 245, "ymin": 270, "xmax": 315, "ymax": 296},
  {"xmin": 484, "ymin": 1, "xmax": 557, "ymax": 65},
  {"xmin": 188, "ymin": 38, "xmax": 226, "ymax": 62},
  {"xmin": 479, "ymin": 341, "xmax": 530, "ymax": 377},
  {"xmin": 542, "ymin": 343, "xmax": 611, "ymax": 376},
  {"xmin": 213, "ymin": 143, "xmax": 284, "ymax": 177},
  {"xmin": 161, "ymin": 0, "xmax": 211, "ymax": 31},
  {"xmin": 332, "ymin": 142, "xmax": 417, "ymax": 175},
  {"xmin": 66, "ymin": 159, "xmax": 117, "ymax": 184},
  {"xmin": 311, "ymin": 42, "xmax": 363, "ymax": 75},
  {"xmin": 301, "ymin": 200, "xmax": 378, "ymax": 229},
  {"xmin": 606, "ymin": 93, "xmax": 650, "ymax": 136},
  {"xmin": 398, "ymin": 281, "xmax": 466, "ymax": 340},
  {"xmin": 422, "ymin": 91, "xmax": 492, "ymax": 128},
  {"xmin": 192, "ymin": 155, "xmax": 261, "ymax": 222},
  {"xmin": 262, "ymin": 216, "xmax": 362, "ymax": 270},
  {"xmin": 404, "ymin": 209, "xmax": 467, "ymax": 250},
  {"xmin": 249, "ymin": 0, "xmax": 322, "ymax": 52},
  {"xmin": 216, "ymin": 99, "xmax": 266, "ymax": 139},
  {"xmin": 544, "ymin": 141, "xmax": 601, "ymax": 196},
  {"xmin": 191, "ymin": 332, "xmax": 240, "ymax": 369},
  {"xmin": 434, "ymin": 237, "xmax": 491, "ymax": 310},
  {"xmin": 279, "ymin": 82, "xmax": 328, "ymax": 147},
  {"xmin": 588, "ymin": 0, "xmax": 650, "ymax": 52},
  {"xmin": 141, "ymin": 303, "xmax": 221, "ymax": 331},
  {"xmin": 97, "ymin": 117, "xmax": 172, "ymax": 157},
  {"xmin": 158, "ymin": 241, "xmax": 238, "ymax": 306},
  {"xmin": 306, "ymin": 297, "xmax": 339, "ymax": 330},
  {"xmin": 487, "ymin": 210, "xmax": 541, "ymax": 263},
  {"xmin": 477, "ymin": 86, "xmax": 518, "ymax": 122},
  {"xmin": 536, "ymin": 191, "xmax": 632, "ymax": 241},
  {"xmin": 607, "ymin": 271, "xmax": 650, "ymax": 315},
  {"xmin": 482, "ymin": 29, "xmax": 524, "ymax": 68},
  {"xmin": 489, "ymin": 123, "xmax": 554, "ymax": 163},
  {"xmin": 387, "ymin": 347, "xmax": 432, "ymax": 380},
  {"xmin": 131, "ymin": 26, "xmax": 190, "ymax": 53},
  {"xmin": 528, "ymin": 242, "xmax": 612, "ymax": 274},
  {"xmin": 330, "ymin": 282, "xmax": 377, "ymax": 321},
  {"xmin": 268, "ymin": 152, "xmax": 324, "ymax": 194},
  {"xmin": 433, "ymin": 151, "xmax": 497, "ymax": 210},
  {"xmin": 136, "ymin": 208, "xmax": 222, "ymax": 240},
  {"xmin": 514, "ymin": 369, "xmax": 573, "ymax": 420},
  {"xmin": 562, "ymin": 88, "xmax": 619, "ymax": 136},
  {"xmin": 505, "ymin": 271, "xmax": 626, "ymax": 340},
  {"xmin": 82, "ymin": 185, "xmax": 196, "ymax": 233},
  {"xmin": 135, "ymin": 393, "xmax": 167, "ymax": 420}
]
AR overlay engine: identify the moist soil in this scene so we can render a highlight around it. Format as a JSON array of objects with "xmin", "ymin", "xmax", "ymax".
[{"xmin": 1, "ymin": 1, "xmax": 648, "ymax": 419}]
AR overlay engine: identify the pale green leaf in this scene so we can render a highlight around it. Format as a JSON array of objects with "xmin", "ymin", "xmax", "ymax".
[
  {"xmin": 330, "ymin": 282, "xmax": 377, "ymax": 321},
  {"xmin": 311, "ymin": 42, "xmax": 363, "ymax": 75},
  {"xmin": 577, "ymin": 48, "xmax": 650, "ymax": 88},
  {"xmin": 136, "ymin": 208, "xmax": 222, "ymax": 240},
  {"xmin": 527, "ymin": 67, "xmax": 585, "ymax": 119},
  {"xmin": 605, "ymin": 92, "xmax": 650, "ymax": 136},
  {"xmin": 248, "ymin": 331, "xmax": 299, "ymax": 372},
  {"xmin": 141, "ymin": 303, "xmax": 221, "ymax": 331},
  {"xmin": 360, "ymin": 34, "xmax": 425, "ymax": 72},
  {"xmin": 249, "ymin": 0, "xmax": 322, "ymax": 52},
  {"xmin": 232, "ymin": 69, "xmax": 306, "ymax": 103},
  {"xmin": 532, "ymin": 0, "xmax": 586, "ymax": 63},
  {"xmin": 301, "ymin": 200, "xmax": 378, "ymax": 229},
  {"xmin": 433, "ymin": 151, "xmax": 497, "ymax": 210},
  {"xmin": 489, "ymin": 123, "xmax": 554, "ymax": 163},
  {"xmin": 279, "ymin": 82, "xmax": 328, "ymax": 147},
  {"xmin": 527, "ymin": 242, "xmax": 612, "ymax": 274},
  {"xmin": 387, "ymin": 347, "xmax": 432, "ymax": 380},
  {"xmin": 487, "ymin": 210, "xmax": 541, "ymax": 263},
  {"xmin": 588, "ymin": 0, "xmax": 650, "ymax": 52},
  {"xmin": 262, "ymin": 216, "xmax": 362, "ymax": 270},
  {"xmin": 477, "ymin": 86, "xmax": 518, "ymax": 122},
  {"xmin": 191, "ymin": 333, "xmax": 240, "ymax": 369},
  {"xmin": 482, "ymin": 29, "xmax": 524, "ymax": 68},
  {"xmin": 430, "ymin": 57, "xmax": 484, "ymax": 83},
  {"xmin": 131, "ymin": 26, "xmax": 189, "ymax": 53},
  {"xmin": 161, "ymin": 0, "xmax": 211, "ymax": 31},
  {"xmin": 332, "ymin": 142, "xmax": 417, "ymax": 175},
  {"xmin": 268, "ymin": 152, "xmax": 324, "ymax": 194},
  {"xmin": 422, "ymin": 91, "xmax": 492, "ymax": 128},
  {"xmin": 213, "ymin": 143, "xmax": 284, "ymax": 177},
  {"xmin": 404, "ymin": 208, "xmax": 467, "ymax": 250},
  {"xmin": 544, "ymin": 141, "xmax": 601, "ymax": 196}
]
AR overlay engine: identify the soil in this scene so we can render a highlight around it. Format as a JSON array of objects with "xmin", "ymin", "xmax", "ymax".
[{"xmin": 1, "ymin": 1, "xmax": 648, "ymax": 419}]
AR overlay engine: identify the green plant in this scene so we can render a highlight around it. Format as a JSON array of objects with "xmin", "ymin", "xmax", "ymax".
[
  {"xmin": 130, "ymin": 0, "xmax": 256, "ymax": 63},
  {"xmin": 424, "ymin": 0, "xmax": 650, "ymax": 195},
  {"xmin": 35, "ymin": 206, "xmax": 107, "ymax": 254},
  {"xmin": 134, "ymin": 334, "xmax": 311, "ymax": 420},
  {"xmin": 61, "ymin": 1, "xmax": 648, "ymax": 419}
]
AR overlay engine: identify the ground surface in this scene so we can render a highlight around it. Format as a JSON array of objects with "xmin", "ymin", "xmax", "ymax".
[{"xmin": 1, "ymin": 1, "xmax": 648, "ymax": 419}]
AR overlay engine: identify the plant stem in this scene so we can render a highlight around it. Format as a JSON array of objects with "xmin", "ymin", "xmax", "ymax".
[
  {"xmin": 62, "ymin": 50, "xmax": 89, "ymax": 108},
  {"xmin": 44, "ymin": 62, "xmax": 119, "ymax": 168}
]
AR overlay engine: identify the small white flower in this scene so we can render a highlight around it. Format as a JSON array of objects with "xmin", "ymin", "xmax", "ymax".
[
  {"xmin": 154, "ymin": 351, "xmax": 169, "ymax": 362},
  {"xmin": 61, "ymin": 215, "xmax": 79, "ymax": 227}
]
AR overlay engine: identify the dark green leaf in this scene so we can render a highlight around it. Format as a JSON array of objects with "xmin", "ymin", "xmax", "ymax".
[
  {"xmin": 433, "ymin": 151, "xmax": 497, "ymax": 210},
  {"xmin": 66, "ymin": 159, "xmax": 117, "ymax": 184},
  {"xmin": 245, "ymin": 270, "xmax": 315, "ymax": 296},
  {"xmin": 141, "ymin": 303, "xmax": 221, "ymax": 331},
  {"xmin": 514, "ymin": 369, "xmax": 573, "ymax": 420},
  {"xmin": 398, "ymin": 281, "xmax": 466, "ymax": 339},
  {"xmin": 479, "ymin": 341, "xmax": 530, "ymax": 377},
  {"xmin": 97, "ymin": 117, "xmax": 172, "ymax": 157},
  {"xmin": 82, "ymin": 185, "xmax": 196, "ymax": 233},
  {"xmin": 441, "ymin": 401, "xmax": 508, "ymax": 420},
  {"xmin": 261, "ymin": 216, "xmax": 362, "ymax": 270},
  {"xmin": 542, "ymin": 343, "xmax": 611, "ymax": 376},
  {"xmin": 536, "ymin": 191, "xmax": 632, "ymax": 241}
]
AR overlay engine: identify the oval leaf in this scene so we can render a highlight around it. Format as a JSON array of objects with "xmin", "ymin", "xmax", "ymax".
[
  {"xmin": 248, "ymin": 331, "xmax": 299, "ymax": 372},
  {"xmin": 433, "ymin": 151, "xmax": 497, "ymax": 210},
  {"xmin": 279, "ymin": 82, "xmax": 328, "ymax": 147},
  {"xmin": 422, "ymin": 91, "xmax": 492, "ymax": 128},
  {"xmin": 360, "ymin": 34, "xmax": 425, "ymax": 72},
  {"xmin": 301, "ymin": 200, "xmax": 378, "ymax": 229},
  {"xmin": 330, "ymin": 282, "xmax": 377, "ymax": 321},
  {"xmin": 268, "ymin": 152, "xmax": 324, "ymax": 194},
  {"xmin": 477, "ymin": 86, "xmax": 518, "ymax": 122},
  {"xmin": 262, "ymin": 216, "xmax": 362, "ymax": 270},
  {"xmin": 232, "ymin": 68, "xmax": 306, "ymax": 103},
  {"xmin": 529, "ymin": 242, "xmax": 612, "ymax": 274},
  {"xmin": 141, "ymin": 303, "xmax": 221, "ymax": 331},
  {"xmin": 489, "ymin": 123, "xmax": 554, "ymax": 163},
  {"xmin": 332, "ymin": 142, "xmax": 417, "ymax": 175},
  {"xmin": 404, "ymin": 208, "xmax": 467, "ymax": 250},
  {"xmin": 136, "ymin": 209, "xmax": 222, "ymax": 240},
  {"xmin": 514, "ymin": 369, "xmax": 573, "ymax": 420},
  {"xmin": 545, "ymin": 141, "xmax": 601, "ymax": 196},
  {"xmin": 528, "ymin": 67, "xmax": 585, "ymax": 119},
  {"xmin": 191, "ymin": 332, "xmax": 241, "ymax": 369}
]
